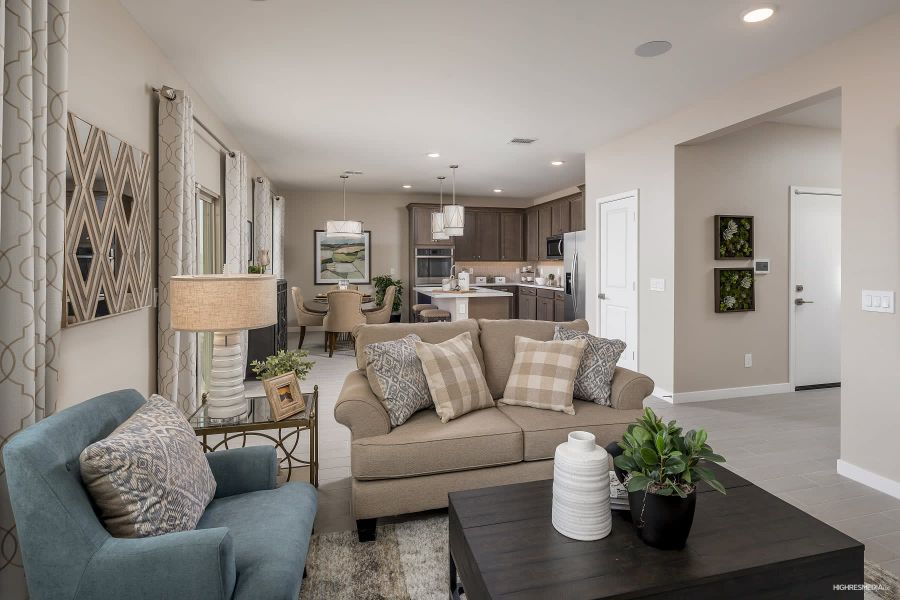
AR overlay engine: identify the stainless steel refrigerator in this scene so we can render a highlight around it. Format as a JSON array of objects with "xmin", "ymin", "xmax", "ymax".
[{"xmin": 564, "ymin": 230, "xmax": 586, "ymax": 320}]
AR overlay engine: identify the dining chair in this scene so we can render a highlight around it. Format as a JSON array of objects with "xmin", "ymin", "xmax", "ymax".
[
  {"xmin": 291, "ymin": 287, "xmax": 326, "ymax": 349},
  {"xmin": 323, "ymin": 290, "xmax": 366, "ymax": 357},
  {"xmin": 364, "ymin": 285, "xmax": 396, "ymax": 325}
]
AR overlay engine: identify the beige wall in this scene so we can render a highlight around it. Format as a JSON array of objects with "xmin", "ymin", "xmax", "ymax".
[
  {"xmin": 584, "ymin": 12, "xmax": 900, "ymax": 485},
  {"xmin": 281, "ymin": 190, "xmax": 532, "ymax": 321},
  {"xmin": 674, "ymin": 122, "xmax": 841, "ymax": 393},
  {"xmin": 61, "ymin": 0, "xmax": 267, "ymax": 410}
]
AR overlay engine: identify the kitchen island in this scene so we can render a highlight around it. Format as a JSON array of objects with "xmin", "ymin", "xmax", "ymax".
[{"xmin": 413, "ymin": 286, "xmax": 513, "ymax": 321}]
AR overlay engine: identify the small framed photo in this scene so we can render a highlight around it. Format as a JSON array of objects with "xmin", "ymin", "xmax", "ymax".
[{"xmin": 263, "ymin": 373, "xmax": 305, "ymax": 421}]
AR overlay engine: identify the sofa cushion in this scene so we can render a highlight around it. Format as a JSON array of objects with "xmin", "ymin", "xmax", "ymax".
[
  {"xmin": 478, "ymin": 318, "xmax": 589, "ymax": 399},
  {"xmin": 79, "ymin": 394, "xmax": 216, "ymax": 538},
  {"xmin": 555, "ymin": 325, "xmax": 626, "ymax": 406},
  {"xmin": 500, "ymin": 336, "xmax": 586, "ymax": 415},
  {"xmin": 497, "ymin": 401, "xmax": 645, "ymax": 461},
  {"xmin": 353, "ymin": 319, "xmax": 484, "ymax": 371},
  {"xmin": 364, "ymin": 334, "xmax": 433, "ymax": 427},
  {"xmin": 197, "ymin": 482, "xmax": 317, "ymax": 600},
  {"xmin": 415, "ymin": 332, "xmax": 494, "ymax": 423},
  {"xmin": 351, "ymin": 407, "xmax": 522, "ymax": 479}
]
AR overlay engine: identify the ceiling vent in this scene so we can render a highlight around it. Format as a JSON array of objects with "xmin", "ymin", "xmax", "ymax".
[
  {"xmin": 508, "ymin": 137, "xmax": 538, "ymax": 145},
  {"xmin": 343, "ymin": 170, "xmax": 364, "ymax": 175}
]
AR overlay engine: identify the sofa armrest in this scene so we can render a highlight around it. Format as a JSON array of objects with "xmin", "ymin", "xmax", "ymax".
[
  {"xmin": 610, "ymin": 367, "xmax": 655, "ymax": 410},
  {"xmin": 78, "ymin": 528, "xmax": 236, "ymax": 600},
  {"xmin": 206, "ymin": 446, "xmax": 277, "ymax": 498},
  {"xmin": 335, "ymin": 369, "xmax": 391, "ymax": 440}
]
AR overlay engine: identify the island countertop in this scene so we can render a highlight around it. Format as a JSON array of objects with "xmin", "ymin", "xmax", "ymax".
[{"xmin": 413, "ymin": 286, "xmax": 513, "ymax": 298}]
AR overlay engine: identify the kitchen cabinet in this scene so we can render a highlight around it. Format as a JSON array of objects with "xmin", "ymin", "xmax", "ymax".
[
  {"xmin": 411, "ymin": 205, "xmax": 451, "ymax": 247},
  {"xmin": 500, "ymin": 212, "xmax": 524, "ymax": 261},
  {"xmin": 495, "ymin": 285, "xmax": 518, "ymax": 318},
  {"xmin": 526, "ymin": 208, "xmax": 539, "ymax": 262},
  {"xmin": 475, "ymin": 211, "xmax": 501, "ymax": 261},
  {"xmin": 569, "ymin": 193, "xmax": 585, "ymax": 232},
  {"xmin": 536, "ymin": 295, "xmax": 554, "ymax": 321},
  {"xmin": 452, "ymin": 211, "xmax": 479, "ymax": 260},
  {"xmin": 538, "ymin": 204, "xmax": 552, "ymax": 259},
  {"xmin": 518, "ymin": 286, "xmax": 537, "ymax": 320},
  {"xmin": 551, "ymin": 200, "xmax": 570, "ymax": 235},
  {"xmin": 554, "ymin": 291, "xmax": 566, "ymax": 322}
]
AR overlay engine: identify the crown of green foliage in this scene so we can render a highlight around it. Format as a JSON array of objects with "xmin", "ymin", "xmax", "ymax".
[
  {"xmin": 250, "ymin": 350, "xmax": 315, "ymax": 381},
  {"xmin": 372, "ymin": 274, "xmax": 404, "ymax": 312},
  {"xmin": 613, "ymin": 407, "xmax": 727, "ymax": 498}
]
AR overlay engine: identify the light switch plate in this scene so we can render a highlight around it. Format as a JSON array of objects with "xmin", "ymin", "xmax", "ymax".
[
  {"xmin": 649, "ymin": 278, "xmax": 666, "ymax": 292},
  {"xmin": 862, "ymin": 290, "xmax": 895, "ymax": 313}
]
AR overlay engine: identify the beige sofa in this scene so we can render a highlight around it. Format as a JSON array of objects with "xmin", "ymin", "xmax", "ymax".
[{"xmin": 334, "ymin": 318, "xmax": 655, "ymax": 541}]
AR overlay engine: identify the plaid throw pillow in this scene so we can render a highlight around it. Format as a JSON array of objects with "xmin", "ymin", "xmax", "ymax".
[
  {"xmin": 414, "ymin": 332, "xmax": 494, "ymax": 423},
  {"xmin": 554, "ymin": 326, "xmax": 626, "ymax": 406},
  {"xmin": 500, "ymin": 336, "xmax": 587, "ymax": 415}
]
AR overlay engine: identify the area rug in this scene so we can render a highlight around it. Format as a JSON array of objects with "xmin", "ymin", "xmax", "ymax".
[{"xmin": 300, "ymin": 514, "xmax": 899, "ymax": 600}]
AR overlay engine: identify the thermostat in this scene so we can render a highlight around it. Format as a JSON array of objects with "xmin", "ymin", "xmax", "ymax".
[{"xmin": 754, "ymin": 259, "xmax": 771, "ymax": 275}]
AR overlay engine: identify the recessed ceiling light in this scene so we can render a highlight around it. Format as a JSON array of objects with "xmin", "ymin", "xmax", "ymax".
[
  {"xmin": 551, "ymin": 160, "xmax": 565, "ymax": 166},
  {"xmin": 742, "ymin": 6, "xmax": 775, "ymax": 23},
  {"xmin": 402, "ymin": 184, "xmax": 412, "ymax": 189},
  {"xmin": 634, "ymin": 40, "xmax": 672, "ymax": 58},
  {"xmin": 426, "ymin": 152, "xmax": 440, "ymax": 158},
  {"xmin": 493, "ymin": 189, "xmax": 503, "ymax": 193}
]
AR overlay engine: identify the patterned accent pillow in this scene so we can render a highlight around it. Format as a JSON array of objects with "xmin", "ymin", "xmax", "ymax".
[
  {"xmin": 500, "ymin": 336, "xmax": 587, "ymax": 415},
  {"xmin": 414, "ymin": 332, "xmax": 494, "ymax": 423},
  {"xmin": 554, "ymin": 326, "xmax": 626, "ymax": 406},
  {"xmin": 79, "ymin": 395, "xmax": 216, "ymax": 538},
  {"xmin": 365, "ymin": 334, "xmax": 433, "ymax": 427}
]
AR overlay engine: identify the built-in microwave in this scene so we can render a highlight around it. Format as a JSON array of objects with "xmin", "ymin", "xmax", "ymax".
[{"xmin": 546, "ymin": 235, "xmax": 564, "ymax": 260}]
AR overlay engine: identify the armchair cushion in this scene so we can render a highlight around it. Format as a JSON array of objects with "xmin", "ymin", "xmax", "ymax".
[
  {"xmin": 197, "ymin": 482, "xmax": 318, "ymax": 600},
  {"xmin": 206, "ymin": 446, "xmax": 278, "ymax": 498}
]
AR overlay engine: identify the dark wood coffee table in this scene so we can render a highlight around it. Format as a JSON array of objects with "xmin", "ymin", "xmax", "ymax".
[{"xmin": 448, "ymin": 464, "xmax": 864, "ymax": 599}]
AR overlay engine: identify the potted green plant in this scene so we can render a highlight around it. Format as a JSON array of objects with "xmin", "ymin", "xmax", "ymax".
[
  {"xmin": 613, "ymin": 407, "xmax": 726, "ymax": 550},
  {"xmin": 371, "ymin": 274, "xmax": 404, "ymax": 322},
  {"xmin": 250, "ymin": 349, "xmax": 315, "ymax": 382}
]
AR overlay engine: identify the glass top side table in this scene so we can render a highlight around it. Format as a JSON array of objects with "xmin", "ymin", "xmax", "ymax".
[{"xmin": 188, "ymin": 385, "xmax": 318, "ymax": 486}]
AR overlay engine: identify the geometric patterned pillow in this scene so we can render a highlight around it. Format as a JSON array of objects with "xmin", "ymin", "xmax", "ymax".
[
  {"xmin": 554, "ymin": 326, "xmax": 626, "ymax": 406},
  {"xmin": 79, "ymin": 395, "xmax": 216, "ymax": 538},
  {"xmin": 365, "ymin": 334, "xmax": 433, "ymax": 427},
  {"xmin": 500, "ymin": 336, "xmax": 586, "ymax": 415}
]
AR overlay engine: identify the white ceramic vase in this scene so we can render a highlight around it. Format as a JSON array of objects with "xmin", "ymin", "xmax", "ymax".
[{"xmin": 552, "ymin": 431, "xmax": 612, "ymax": 541}]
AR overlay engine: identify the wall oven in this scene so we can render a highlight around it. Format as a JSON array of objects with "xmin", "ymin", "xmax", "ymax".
[
  {"xmin": 415, "ymin": 247, "xmax": 454, "ymax": 284},
  {"xmin": 546, "ymin": 235, "xmax": 564, "ymax": 260}
]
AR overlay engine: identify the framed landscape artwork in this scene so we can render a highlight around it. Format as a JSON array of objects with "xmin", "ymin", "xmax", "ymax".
[
  {"xmin": 715, "ymin": 268, "xmax": 755, "ymax": 313},
  {"xmin": 314, "ymin": 230, "xmax": 371, "ymax": 284},
  {"xmin": 715, "ymin": 215, "xmax": 754, "ymax": 259}
]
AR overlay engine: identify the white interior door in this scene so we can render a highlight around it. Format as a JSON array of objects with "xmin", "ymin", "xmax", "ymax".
[
  {"xmin": 598, "ymin": 192, "xmax": 638, "ymax": 370},
  {"xmin": 790, "ymin": 186, "xmax": 841, "ymax": 389}
]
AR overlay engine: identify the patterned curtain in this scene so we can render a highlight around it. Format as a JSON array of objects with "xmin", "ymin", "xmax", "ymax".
[
  {"xmin": 253, "ymin": 176, "xmax": 272, "ymax": 271},
  {"xmin": 0, "ymin": 2, "xmax": 70, "ymax": 596},
  {"xmin": 273, "ymin": 195, "xmax": 285, "ymax": 279},
  {"xmin": 224, "ymin": 151, "xmax": 248, "ymax": 275},
  {"xmin": 157, "ymin": 88, "xmax": 197, "ymax": 413}
]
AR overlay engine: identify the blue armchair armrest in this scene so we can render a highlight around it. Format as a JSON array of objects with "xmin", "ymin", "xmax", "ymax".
[
  {"xmin": 77, "ymin": 528, "xmax": 235, "ymax": 600},
  {"xmin": 206, "ymin": 446, "xmax": 278, "ymax": 498}
]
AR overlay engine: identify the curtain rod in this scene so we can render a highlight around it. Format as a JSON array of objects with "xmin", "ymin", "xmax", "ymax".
[{"xmin": 152, "ymin": 85, "xmax": 235, "ymax": 157}]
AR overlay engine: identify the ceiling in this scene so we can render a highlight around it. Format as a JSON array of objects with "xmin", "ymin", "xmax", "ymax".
[
  {"xmin": 120, "ymin": 0, "xmax": 897, "ymax": 198},
  {"xmin": 768, "ymin": 95, "xmax": 842, "ymax": 129}
]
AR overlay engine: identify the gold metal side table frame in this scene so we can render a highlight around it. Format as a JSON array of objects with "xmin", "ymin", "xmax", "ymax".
[{"xmin": 188, "ymin": 385, "xmax": 318, "ymax": 487}]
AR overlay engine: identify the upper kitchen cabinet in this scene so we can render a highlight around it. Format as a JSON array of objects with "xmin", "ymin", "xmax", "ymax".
[
  {"xmin": 569, "ymin": 191, "xmax": 585, "ymax": 231},
  {"xmin": 526, "ymin": 208, "xmax": 540, "ymax": 262},
  {"xmin": 551, "ymin": 199, "xmax": 570, "ymax": 235},
  {"xmin": 500, "ymin": 212, "xmax": 524, "ymax": 261},
  {"xmin": 452, "ymin": 210, "xmax": 479, "ymax": 260},
  {"xmin": 410, "ymin": 204, "xmax": 452, "ymax": 247},
  {"xmin": 474, "ymin": 210, "xmax": 501, "ymax": 261},
  {"xmin": 538, "ymin": 204, "xmax": 552, "ymax": 259}
]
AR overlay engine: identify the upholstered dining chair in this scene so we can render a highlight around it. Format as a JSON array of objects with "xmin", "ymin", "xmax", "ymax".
[
  {"xmin": 323, "ymin": 290, "xmax": 366, "ymax": 357},
  {"xmin": 291, "ymin": 287, "xmax": 326, "ymax": 349},
  {"xmin": 364, "ymin": 285, "xmax": 396, "ymax": 325}
]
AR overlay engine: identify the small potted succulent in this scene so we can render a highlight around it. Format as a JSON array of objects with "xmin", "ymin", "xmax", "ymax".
[{"xmin": 613, "ymin": 407, "xmax": 726, "ymax": 550}]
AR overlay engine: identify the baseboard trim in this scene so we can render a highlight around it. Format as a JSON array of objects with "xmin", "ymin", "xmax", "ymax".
[
  {"xmin": 837, "ymin": 459, "xmax": 900, "ymax": 501},
  {"xmin": 651, "ymin": 387, "xmax": 674, "ymax": 403},
  {"xmin": 672, "ymin": 383, "xmax": 793, "ymax": 404}
]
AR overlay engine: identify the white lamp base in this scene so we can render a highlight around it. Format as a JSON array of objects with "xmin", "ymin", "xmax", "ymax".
[{"xmin": 207, "ymin": 330, "xmax": 249, "ymax": 419}]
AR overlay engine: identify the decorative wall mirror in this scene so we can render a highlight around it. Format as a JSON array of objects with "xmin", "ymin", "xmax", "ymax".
[{"xmin": 64, "ymin": 113, "xmax": 152, "ymax": 326}]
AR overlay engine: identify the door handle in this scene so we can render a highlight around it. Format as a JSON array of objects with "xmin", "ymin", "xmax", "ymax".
[
  {"xmin": 572, "ymin": 251, "xmax": 578, "ymax": 313},
  {"xmin": 599, "ymin": 293, "xmax": 607, "ymax": 300},
  {"xmin": 794, "ymin": 298, "xmax": 814, "ymax": 305}
]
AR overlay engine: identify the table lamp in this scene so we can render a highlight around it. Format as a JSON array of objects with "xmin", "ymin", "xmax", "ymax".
[{"xmin": 170, "ymin": 274, "xmax": 276, "ymax": 418}]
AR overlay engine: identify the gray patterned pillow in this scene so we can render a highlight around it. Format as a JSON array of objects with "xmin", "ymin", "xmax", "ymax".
[
  {"xmin": 365, "ymin": 334, "xmax": 433, "ymax": 427},
  {"xmin": 80, "ymin": 395, "xmax": 216, "ymax": 538},
  {"xmin": 554, "ymin": 326, "xmax": 626, "ymax": 406}
]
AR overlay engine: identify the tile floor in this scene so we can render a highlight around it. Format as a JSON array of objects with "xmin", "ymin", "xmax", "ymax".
[{"xmin": 279, "ymin": 331, "xmax": 900, "ymax": 577}]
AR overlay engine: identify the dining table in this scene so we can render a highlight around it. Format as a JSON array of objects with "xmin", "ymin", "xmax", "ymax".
[{"xmin": 312, "ymin": 292, "xmax": 377, "ymax": 312}]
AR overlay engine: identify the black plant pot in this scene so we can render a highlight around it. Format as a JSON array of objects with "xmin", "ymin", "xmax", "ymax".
[
  {"xmin": 390, "ymin": 312, "xmax": 402, "ymax": 323},
  {"xmin": 628, "ymin": 488, "xmax": 697, "ymax": 550},
  {"xmin": 604, "ymin": 442, "xmax": 626, "ymax": 485}
]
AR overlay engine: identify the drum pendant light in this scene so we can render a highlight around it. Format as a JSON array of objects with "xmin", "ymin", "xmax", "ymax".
[
  {"xmin": 432, "ymin": 176, "xmax": 450, "ymax": 240},
  {"xmin": 325, "ymin": 174, "xmax": 363, "ymax": 237},
  {"xmin": 442, "ymin": 164, "xmax": 464, "ymax": 236}
]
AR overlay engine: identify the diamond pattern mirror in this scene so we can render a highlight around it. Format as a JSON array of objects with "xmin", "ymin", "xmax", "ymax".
[{"xmin": 64, "ymin": 113, "xmax": 152, "ymax": 326}]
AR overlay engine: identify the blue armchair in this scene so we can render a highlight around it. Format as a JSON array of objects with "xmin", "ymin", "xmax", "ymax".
[{"xmin": 3, "ymin": 389, "xmax": 317, "ymax": 600}]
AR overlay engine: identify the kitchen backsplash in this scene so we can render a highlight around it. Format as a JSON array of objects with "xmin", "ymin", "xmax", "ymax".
[{"xmin": 455, "ymin": 261, "xmax": 564, "ymax": 285}]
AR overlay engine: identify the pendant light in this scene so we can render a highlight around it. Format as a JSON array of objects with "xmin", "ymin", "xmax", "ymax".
[
  {"xmin": 432, "ymin": 176, "xmax": 450, "ymax": 240},
  {"xmin": 442, "ymin": 164, "xmax": 464, "ymax": 236},
  {"xmin": 325, "ymin": 174, "xmax": 363, "ymax": 238}
]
